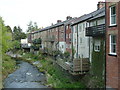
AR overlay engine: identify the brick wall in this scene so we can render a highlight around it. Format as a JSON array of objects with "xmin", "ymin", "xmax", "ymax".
[
  {"xmin": 106, "ymin": 2, "xmax": 119, "ymax": 88},
  {"xmin": 65, "ymin": 25, "xmax": 72, "ymax": 54},
  {"xmin": 118, "ymin": 2, "xmax": 120, "ymax": 89}
]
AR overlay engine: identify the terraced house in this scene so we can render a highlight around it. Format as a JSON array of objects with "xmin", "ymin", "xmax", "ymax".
[
  {"xmin": 28, "ymin": 2, "xmax": 106, "ymax": 75},
  {"xmin": 30, "ymin": 17, "xmax": 77, "ymax": 55},
  {"xmin": 106, "ymin": 1, "xmax": 120, "ymax": 88},
  {"xmin": 27, "ymin": 1, "xmax": 120, "ymax": 88}
]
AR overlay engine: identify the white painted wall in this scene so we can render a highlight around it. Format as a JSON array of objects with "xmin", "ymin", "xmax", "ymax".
[
  {"xmin": 72, "ymin": 21, "xmax": 90, "ymax": 59},
  {"xmin": 21, "ymin": 38, "xmax": 28, "ymax": 44},
  {"xmin": 72, "ymin": 25, "xmax": 77, "ymax": 58},
  {"xmin": 89, "ymin": 37, "xmax": 93, "ymax": 63},
  {"xmin": 59, "ymin": 42, "xmax": 66, "ymax": 53},
  {"xmin": 78, "ymin": 21, "xmax": 89, "ymax": 58}
]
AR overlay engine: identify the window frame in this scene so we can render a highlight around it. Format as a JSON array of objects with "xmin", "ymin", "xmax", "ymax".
[
  {"xmin": 109, "ymin": 34, "xmax": 117, "ymax": 55},
  {"xmin": 110, "ymin": 5, "xmax": 116, "ymax": 26},
  {"xmin": 94, "ymin": 39, "xmax": 100, "ymax": 52}
]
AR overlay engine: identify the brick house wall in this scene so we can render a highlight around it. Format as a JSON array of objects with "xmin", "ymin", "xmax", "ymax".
[
  {"xmin": 65, "ymin": 24, "xmax": 72, "ymax": 54},
  {"xmin": 59, "ymin": 25, "xmax": 64, "ymax": 42},
  {"xmin": 106, "ymin": 2, "xmax": 120, "ymax": 88},
  {"xmin": 58, "ymin": 25, "xmax": 66, "ymax": 53},
  {"xmin": 118, "ymin": 2, "xmax": 120, "ymax": 88}
]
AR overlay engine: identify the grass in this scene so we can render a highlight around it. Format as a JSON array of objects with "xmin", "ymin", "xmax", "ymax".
[
  {"xmin": 13, "ymin": 51, "xmax": 105, "ymax": 88},
  {"xmin": 39, "ymin": 57, "xmax": 86, "ymax": 88},
  {"xmin": 20, "ymin": 52, "xmax": 86, "ymax": 88},
  {"xmin": 2, "ymin": 54, "xmax": 16, "ymax": 80}
]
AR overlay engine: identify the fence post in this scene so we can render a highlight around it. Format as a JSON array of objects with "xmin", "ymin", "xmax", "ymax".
[{"xmin": 81, "ymin": 54, "xmax": 83, "ymax": 74}]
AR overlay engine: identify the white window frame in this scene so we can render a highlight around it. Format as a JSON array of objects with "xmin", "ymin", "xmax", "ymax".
[
  {"xmin": 109, "ymin": 35, "xmax": 116, "ymax": 55},
  {"xmin": 94, "ymin": 39, "xmax": 100, "ymax": 52},
  {"xmin": 94, "ymin": 45, "xmax": 100, "ymax": 52},
  {"xmin": 110, "ymin": 5, "xmax": 116, "ymax": 26}
]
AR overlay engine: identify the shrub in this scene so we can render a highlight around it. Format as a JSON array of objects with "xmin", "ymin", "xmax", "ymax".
[{"xmin": 64, "ymin": 51, "xmax": 70, "ymax": 58}]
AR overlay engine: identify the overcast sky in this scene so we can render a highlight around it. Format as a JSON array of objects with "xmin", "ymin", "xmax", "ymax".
[{"xmin": 0, "ymin": 0, "xmax": 105, "ymax": 32}]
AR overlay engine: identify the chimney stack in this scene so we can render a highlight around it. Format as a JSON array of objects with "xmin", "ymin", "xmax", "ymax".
[
  {"xmin": 97, "ymin": 1, "xmax": 105, "ymax": 10},
  {"xmin": 57, "ymin": 20, "xmax": 62, "ymax": 23},
  {"xmin": 66, "ymin": 16, "xmax": 72, "ymax": 20},
  {"xmin": 51, "ymin": 23, "xmax": 53, "ymax": 25}
]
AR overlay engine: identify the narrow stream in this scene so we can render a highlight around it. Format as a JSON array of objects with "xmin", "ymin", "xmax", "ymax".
[{"xmin": 4, "ymin": 60, "xmax": 48, "ymax": 88}]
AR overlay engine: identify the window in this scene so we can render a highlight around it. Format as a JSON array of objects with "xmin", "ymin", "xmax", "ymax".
[
  {"xmin": 90, "ymin": 21, "xmax": 97, "ymax": 26},
  {"xmin": 83, "ymin": 23, "xmax": 85, "ymax": 31},
  {"xmin": 75, "ymin": 25, "xmax": 77, "ymax": 33},
  {"xmin": 66, "ymin": 34, "xmax": 68, "ymax": 39},
  {"xmin": 69, "ymin": 34, "xmax": 71, "ymax": 39},
  {"xmin": 80, "ymin": 38, "xmax": 82, "ymax": 43},
  {"xmin": 110, "ymin": 5, "xmax": 116, "ymax": 26},
  {"xmin": 68, "ymin": 34, "xmax": 70, "ymax": 38},
  {"xmin": 66, "ymin": 25, "xmax": 68, "ymax": 30},
  {"xmin": 94, "ymin": 39, "xmax": 100, "ymax": 52},
  {"xmin": 110, "ymin": 35, "xmax": 116, "ymax": 55},
  {"xmin": 78, "ymin": 24, "xmax": 82, "ymax": 32}
]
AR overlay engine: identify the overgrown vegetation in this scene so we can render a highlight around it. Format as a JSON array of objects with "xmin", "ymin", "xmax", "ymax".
[
  {"xmin": 2, "ymin": 54, "xmax": 16, "ymax": 80},
  {"xmin": 40, "ymin": 58, "xmax": 86, "ymax": 88},
  {"xmin": 20, "ymin": 51, "xmax": 86, "ymax": 88},
  {"xmin": 31, "ymin": 38, "xmax": 42, "ymax": 50},
  {"xmin": 0, "ymin": 17, "xmax": 16, "ymax": 87},
  {"xmin": 91, "ymin": 37, "xmax": 105, "ymax": 88}
]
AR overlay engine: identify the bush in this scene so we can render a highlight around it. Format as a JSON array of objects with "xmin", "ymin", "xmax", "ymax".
[
  {"xmin": 12, "ymin": 40, "xmax": 21, "ymax": 49},
  {"xmin": 64, "ymin": 51, "xmax": 70, "ymax": 58}
]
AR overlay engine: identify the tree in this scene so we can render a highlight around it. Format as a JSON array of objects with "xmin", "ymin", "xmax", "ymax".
[
  {"xmin": 0, "ymin": 17, "xmax": 13, "ymax": 53},
  {"xmin": 34, "ymin": 22, "xmax": 38, "ymax": 31},
  {"xmin": 27, "ymin": 21, "xmax": 39, "ymax": 33},
  {"xmin": 13, "ymin": 26, "xmax": 26, "ymax": 41},
  {"xmin": 27, "ymin": 21, "xmax": 33, "ymax": 33}
]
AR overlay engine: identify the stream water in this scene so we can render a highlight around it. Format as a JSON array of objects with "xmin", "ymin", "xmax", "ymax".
[{"xmin": 4, "ymin": 60, "xmax": 48, "ymax": 88}]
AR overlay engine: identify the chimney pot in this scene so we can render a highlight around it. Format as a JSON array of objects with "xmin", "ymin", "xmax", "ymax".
[
  {"xmin": 57, "ymin": 20, "xmax": 62, "ymax": 23},
  {"xmin": 66, "ymin": 16, "xmax": 72, "ymax": 20},
  {"xmin": 97, "ymin": 1, "xmax": 105, "ymax": 10}
]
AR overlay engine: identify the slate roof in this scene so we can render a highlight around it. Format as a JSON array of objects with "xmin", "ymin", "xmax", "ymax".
[
  {"xmin": 32, "ymin": 7, "xmax": 105, "ymax": 34},
  {"xmin": 71, "ymin": 7, "xmax": 105, "ymax": 25},
  {"xmin": 71, "ymin": 14, "xmax": 92, "ymax": 26},
  {"xmin": 32, "ymin": 18, "xmax": 78, "ymax": 34},
  {"xmin": 88, "ymin": 7, "xmax": 105, "ymax": 21}
]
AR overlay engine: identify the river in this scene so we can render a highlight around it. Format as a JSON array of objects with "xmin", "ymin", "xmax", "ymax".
[{"xmin": 3, "ymin": 60, "xmax": 48, "ymax": 88}]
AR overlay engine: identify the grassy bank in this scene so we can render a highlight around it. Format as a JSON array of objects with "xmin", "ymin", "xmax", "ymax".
[
  {"xmin": 40, "ymin": 58, "xmax": 86, "ymax": 88},
  {"xmin": 2, "ymin": 54, "xmax": 16, "ymax": 80},
  {"xmin": 20, "ymin": 52, "xmax": 86, "ymax": 88}
]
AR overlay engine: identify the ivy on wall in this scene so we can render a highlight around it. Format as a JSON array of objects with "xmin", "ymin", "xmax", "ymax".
[{"xmin": 91, "ymin": 37, "xmax": 105, "ymax": 82}]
